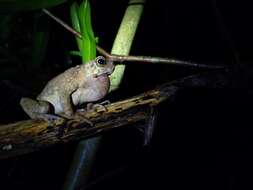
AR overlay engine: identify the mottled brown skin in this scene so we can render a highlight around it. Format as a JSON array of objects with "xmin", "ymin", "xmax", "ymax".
[{"xmin": 20, "ymin": 56, "xmax": 114, "ymax": 119}]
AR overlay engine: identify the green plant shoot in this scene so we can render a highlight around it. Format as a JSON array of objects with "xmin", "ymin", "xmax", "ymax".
[{"xmin": 70, "ymin": 0, "xmax": 97, "ymax": 63}]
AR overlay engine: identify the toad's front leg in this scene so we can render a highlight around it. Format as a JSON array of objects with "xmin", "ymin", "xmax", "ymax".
[
  {"xmin": 59, "ymin": 93, "xmax": 75, "ymax": 118},
  {"xmin": 57, "ymin": 93, "xmax": 93, "ymax": 125}
]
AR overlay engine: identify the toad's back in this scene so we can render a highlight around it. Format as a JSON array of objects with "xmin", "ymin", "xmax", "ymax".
[{"xmin": 37, "ymin": 65, "xmax": 83, "ymax": 99}]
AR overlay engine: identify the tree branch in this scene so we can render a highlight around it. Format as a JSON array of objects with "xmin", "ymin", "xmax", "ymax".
[{"xmin": 0, "ymin": 83, "xmax": 178, "ymax": 160}]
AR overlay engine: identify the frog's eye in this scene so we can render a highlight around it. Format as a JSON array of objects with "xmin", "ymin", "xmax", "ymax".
[{"xmin": 96, "ymin": 56, "xmax": 106, "ymax": 66}]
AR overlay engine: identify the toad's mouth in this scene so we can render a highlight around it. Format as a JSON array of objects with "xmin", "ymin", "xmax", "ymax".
[
  {"xmin": 93, "ymin": 71, "xmax": 113, "ymax": 78},
  {"xmin": 93, "ymin": 72, "xmax": 109, "ymax": 78}
]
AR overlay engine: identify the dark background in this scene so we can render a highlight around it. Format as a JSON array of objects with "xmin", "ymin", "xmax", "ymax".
[{"xmin": 1, "ymin": 0, "xmax": 253, "ymax": 189}]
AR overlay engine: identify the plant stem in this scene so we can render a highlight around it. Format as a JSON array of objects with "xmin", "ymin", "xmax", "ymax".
[{"xmin": 109, "ymin": 0, "xmax": 146, "ymax": 91}]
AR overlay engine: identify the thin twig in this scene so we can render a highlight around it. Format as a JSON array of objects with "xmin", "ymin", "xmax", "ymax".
[
  {"xmin": 103, "ymin": 53, "xmax": 224, "ymax": 69},
  {"xmin": 42, "ymin": 9, "xmax": 82, "ymax": 39},
  {"xmin": 42, "ymin": 9, "xmax": 225, "ymax": 69}
]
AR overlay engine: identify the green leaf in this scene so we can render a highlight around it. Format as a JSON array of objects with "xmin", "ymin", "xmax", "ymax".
[
  {"xmin": 70, "ymin": 2, "xmax": 83, "ymax": 53},
  {"xmin": 69, "ymin": 51, "xmax": 82, "ymax": 57},
  {"xmin": 78, "ymin": 1, "xmax": 89, "ymax": 62},
  {"xmin": 30, "ymin": 14, "xmax": 50, "ymax": 69},
  {"xmin": 78, "ymin": 0, "xmax": 88, "ymax": 40},
  {"xmin": 70, "ymin": 0, "xmax": 97, "ymax": 63},
  {"xmin": 85, "ymin": 1, "xmax": 94, "ymax": 39},
  {"xmin": 85, "ymin": 1, "xmax": 96, "ymax": 59},
  {"xmin": 80, "ymin": 0, "xmax": 97, "ymax": 61}
]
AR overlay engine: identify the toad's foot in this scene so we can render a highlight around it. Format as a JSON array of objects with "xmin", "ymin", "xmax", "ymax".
[
  {"xmin": 86, "ymin": 100, "xmax": 110, "ymax": 112},
  {"xmin": 72, "ymin": 112, "xmax": 93, "ymax": 126}
]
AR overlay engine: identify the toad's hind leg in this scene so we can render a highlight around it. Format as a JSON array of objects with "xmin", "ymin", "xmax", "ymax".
[{"xmin": 20, "ymin": 97, "xmax": 52, "ymax": 119}]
